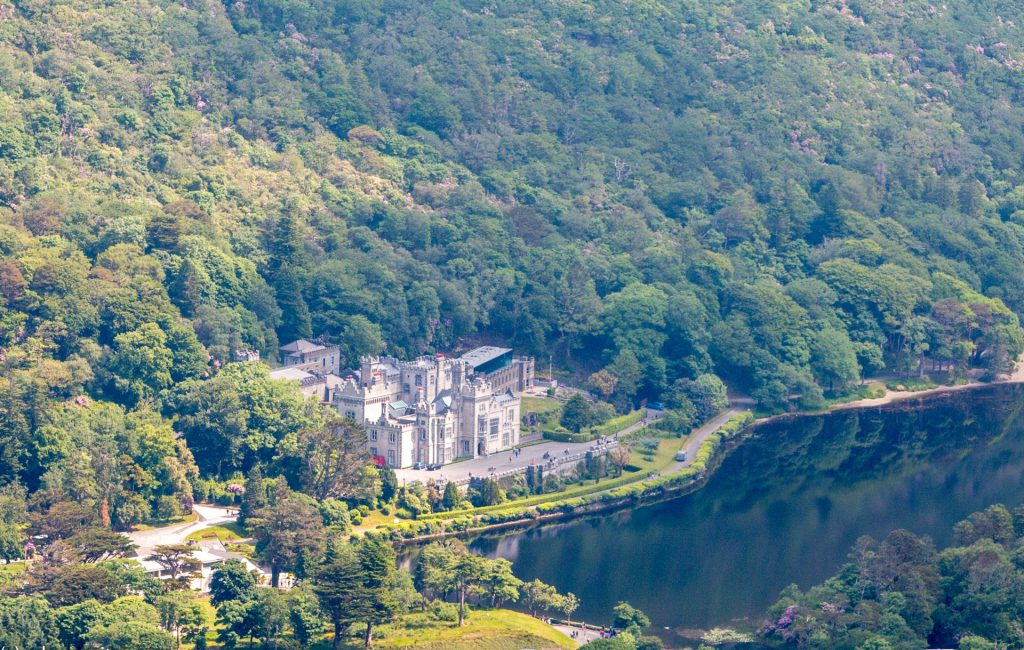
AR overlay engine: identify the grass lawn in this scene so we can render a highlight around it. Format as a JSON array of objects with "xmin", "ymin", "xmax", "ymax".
[
  {"xmin": 225, "ymin": 542, "xmax": 255, "ymax": 557},
  {"xmin": 352, "ymin": 509, "xmax": 401, "ymax": 534},
  {"xmin": 521, "ymin": 396, "xmax": 562, "ymax": 416},
  {"xmin": 366, "ymin": 609, "xmax": 575, "ymax": 650},
  {"xmin": 185, "ymin": 522, "xmax": 248, "ymax": 543},
  {"xmin": 522, "ymin": 396, "xmax": 563, "ymax": 438},
  {"xmin": 0, "ymin": 562, "xmax": 26, "ymax": 590},
  {"xmin": 630, "ymin": 436, "xmax": 683, "ymax": 473}
]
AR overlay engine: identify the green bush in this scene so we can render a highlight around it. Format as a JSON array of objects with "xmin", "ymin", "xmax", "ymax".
[
  {"xmin": 543, "ymin": 428, "xmax": 592, "ymax": 443},
  {"xmin": 154, "ymin": 495, "xmax": 180, "ymax": 520},
  {"xmin": 428, "ymin": 600, "xmax": 460, "ymax": 622},
  {"xmin": 593, "ymin": 409, "xmax": 646, "ymax": 437}
]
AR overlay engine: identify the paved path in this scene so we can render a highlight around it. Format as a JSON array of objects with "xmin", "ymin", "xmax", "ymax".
[
  {"xmin": 659, "ymin": 408, "xmax": 743, "ymax": 476},
  {"xmin": 125, "ymin": 504, "xmax": 236, "ymax": 555},
  {"xmin": 552, "ymin": 623, "xmax": 603, "ymax": 645},
  {"xmin": 394, "ymin": 412, "xmax": 661, "ymax": 484}
]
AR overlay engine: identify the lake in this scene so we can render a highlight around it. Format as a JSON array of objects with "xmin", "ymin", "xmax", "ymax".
[{"xmin": 467, "ymin": 384, "xmax": 1024, "ymax": 634}]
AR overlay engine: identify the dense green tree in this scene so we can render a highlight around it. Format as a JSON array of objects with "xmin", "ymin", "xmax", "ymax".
[
  {"xmin": 295, "ymin": 417, "xmax": 372, "ymax": 501},
  {"xmin": 612, "ymin": 602, "xmax": 650, "ymax": 637},
  {"xmin": 560, "ymin": 394, "xmax": 594, "ymax": 433},
  {"xmin": 470, "ymin": 479, "xmax": 504, "ymax": 507},
  {"xmin": 670, "ymin": 374, "xmax": 730, "ymax": 423},
  {"xmin": 166, "ymin": 363, "xmax": 316, "ymax": 475},
  {"xmin": 155, "ymin": 591, "xmax": 205, "ymax": 649},
  {"xmin": 318, "ymin": 498, "xmax": 351, "ymax": 531},
  {"xmin": 480, "ymin": 558, "xmax": 522, "ymax": 608},
  {"xmin": 108, "ymin": 323, "xmax": 175, "ymax": 406},
  {"xmin": 0, "ymin": 520, "xmax": 24, "ymax": 563},
  {"xmin": 441, "ymin": 481, "xmax": 460, "ymax": 511},
  {"xmin": 288, "ymin": 587, "xmax": 322, "ymax": 647},
  {"xmin": 355, "ymin": 537, "xmax": 401, "ymax": 646},
  {"xmin": 238, "ymin": 466, "xmax": 266, "ymax": 527},
  {"xmin": 40, "ymin": 563, "xmax": 127, "ymax": 606},
  {"xmin": 86, "ymin": 620, "xmax": 175, "ymax": 650},
  {"xmin": 380, "ymin": 467, "xmax": 398, "ymax": 504},
  {"xmin": 0, "ymin": 596, "xmax": 61, "ymax": 649},
  {"xmin": 215, "ymin": 599, "xmax": 252, "ymax": 650},
  {"xmin": 415, "ymin": 540, "xmax": 501, "ymax": 627},
  {"xmin": 206, "ymin": 560, "xmax": 256, "ymax": 610},
  {"xmin": 809, "ymin": 328, "xmax": 861, "ymax": 394},
  {"xmin": 521, "ymin": 579, "xmax": 561, "ymax": 618},
  {"xmin": 273, "ymin": 265, "xmax": 312, "ymax": 344},
  {"xmin": 55, "ymin": 599, "xmax": 106, "ymax": 650},
  {"xmin": 250, "ymin": 491, "xmax": 326, "ymax": 587},
  {"xmin": 65, "ymin": 527, "xmax": 137, "ymax": 562},
  {"xmin": 251, "ymin": 589, "xmax": 290, "ymax": 648},
  {"xmin": 314, "ymin": 544, "xmax": 368, "ymax": 649},
  {"xmin": 314, "ymin": 537, "xmax": 402, "ymax": 648}
]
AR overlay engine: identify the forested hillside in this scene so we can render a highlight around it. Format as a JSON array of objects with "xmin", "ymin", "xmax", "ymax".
[{"xmin": 4, "ymin": 0, "xmax": 1024, "ymax": 521}]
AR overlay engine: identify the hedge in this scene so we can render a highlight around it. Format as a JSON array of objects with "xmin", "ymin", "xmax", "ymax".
[
  {"xmin": 594, "ymin": 408, "xmax": 646, "ymax": 437},
  {"xmin": 542, "ymin": 429, "xmax": 592, "ymax": 443}
]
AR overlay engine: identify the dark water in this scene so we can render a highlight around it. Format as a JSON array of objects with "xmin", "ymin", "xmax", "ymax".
[{"xmin": 467, "ymin": 385, "xmax": 1024, "ymax": 632}]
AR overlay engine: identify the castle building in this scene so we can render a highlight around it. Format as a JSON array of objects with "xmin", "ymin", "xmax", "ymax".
[
  {"xmin": 279, "ymin": 338, "xmax": 341, "ymax": 375},
  {"xmin": 331, "ymin": 349, "xmax": 534, "ymax": 468},
  {"xmin": 458, "ymin": 346, "xmax": 535, "ymax": 394}
]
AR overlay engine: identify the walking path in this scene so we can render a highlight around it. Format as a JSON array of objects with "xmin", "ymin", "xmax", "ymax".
[
  {"xmin": 773, "ymin": 362, "xmax": 1024, "ymax": 418},
  {"xmin": 125, "ymin": 504, "xmax": 236, "ymax": 555},
  {"xmin": 662, "ymin": 407, "xmax": 743, "ymax": 475},
  {"xmin": 831, "ymin": 366, "xmax": 1024, "ymax": 412},
  {"xmin": 552, "ymin": 622, "xmax": 603, "ymax": 645}
]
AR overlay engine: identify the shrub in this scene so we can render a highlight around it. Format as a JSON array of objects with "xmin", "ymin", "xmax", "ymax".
[
  {"xmin": 154, "ymin": 495, "xmax": 180, "ymax": 520},
  {"xmin": 428, "ymin": 600, "xmax": 460, "ymax": 622},
  {"xmin": 319, "ymin": 498, "xmax": 350, "ymax": 530}
]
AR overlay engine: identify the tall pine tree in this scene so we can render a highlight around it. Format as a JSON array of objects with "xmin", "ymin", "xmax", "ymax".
[
  {"xmin": 239, "ymin": 466, "xmax": 266, "ymax": 527},
  {"xmin": 272, "ymin": 264, "xmax": 312, "ymax": 344}
]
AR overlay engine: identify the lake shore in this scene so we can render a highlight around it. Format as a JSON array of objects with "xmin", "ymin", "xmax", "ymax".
[
  {"xmin": 483, "ymin": 377, "xmax": 1024, "ymax": 641},
  {"xmin": 392, "ymin": 368, "xmax": 1024, "ymax": 545},
  {"xmin": 817, "ymin": 363, "xmax": 1024, "ymax": 414}
]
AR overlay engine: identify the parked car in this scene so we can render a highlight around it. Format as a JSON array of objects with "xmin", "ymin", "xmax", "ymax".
[
  {"xmin": 413, "ymin": 461, "xmax": 426, "ymax": 470},
  {"xmin": 675, "ymin": 449, "xmax": 687, "ymax": 462},
  {"xmin": 427, "ymin": 463, "xmax": 441, "ymax": 471},
  {"xmin": 647, "ymin": 402, "xmax": 664, "ymax": 411}
]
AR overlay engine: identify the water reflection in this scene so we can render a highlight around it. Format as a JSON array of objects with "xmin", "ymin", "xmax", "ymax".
[{"xmin": 467, "ymin": 385, "xmax": 1024, "ymax": 630}]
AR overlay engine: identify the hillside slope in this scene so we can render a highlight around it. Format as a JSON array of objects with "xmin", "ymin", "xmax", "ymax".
[{"xmin": 2, "ymin": 0, "xmax": 1024, "ymax": 430}]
